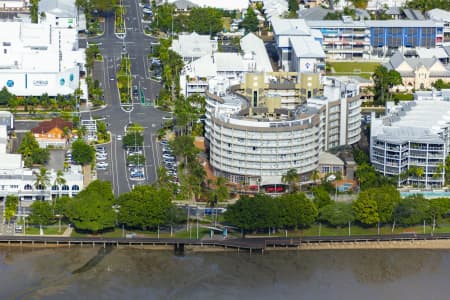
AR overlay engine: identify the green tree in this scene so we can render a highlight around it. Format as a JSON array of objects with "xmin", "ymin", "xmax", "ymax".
[
  {"xmin": 393, "ymin": 195, "xmax": 431, "ymax": 226},
  {"xmin": 4, "ymin": 195, "xmax": 18, "ymax": 224},
  {"xmin": 187, "ymin": 7, "xmax": 223, "ymax": 35},
  {"xmin": 319, "ymin": 202, "xmax": 354, "ymax": 227},
  {"xmin": 0, "ymin": 86, "xmax": 15, "ymax": 106},
  {"xmin": 372, "ymin": 65, "xmax": 402, "ymax": 105},
  {"xmin": 71, "ymin": 140, "xmax": 95, "ymax": 165},
  {"xmin": 282, "ymin": 168, "xmax": 299, "ymax": 193},
  {"xmin": 117, "ymin": 185, "xmax": 174, "ymax": 230},
  {"xmin": 312, "ymin": 186, "xmax": 333, "ymax": 209},
  {"xmin": 211, "ymin": 177, "xmax": 229, "ymax": 203},
  {"xmin": 240, "ymin": 7, "xmax": 259, "ymax": 33},
  {"xmin": 156, "ymin": 166, "xmax": 173, "ymax": 188},
  {"xmin": 171, "ymin": 135, "xmax": 198, "ymax": 168},
  {"xmin": 352, "ymin": 191, "xmax": 379, "ymax": 225},
  {"xmin": 279, "ymin": 193, "xmax": 318, "ymax": 229},
  {"xmin": 123, "ymin": 133, "xmax": 144, "ymax": 148},
  {"xmin": 28, "ymin": 201, "xmax": 54, "ymax": 226},
  {"xmin": 66, "ymin": 180, "xmax": 116, "ymax": 233},
  {"xmin": 288, "ymin": 0, "xmax": 299, "ymax": 17},
  {"xmin": 366, "ymin": 185, "xmax": 400, "ymax": 224},
  {"xmin": 30, "ymin": 148, "xmax": 50, "ymax": 165},
  {"xmin": 30, "ymin": 0, "xmax": 39, "ymax": 23},
  {"xmin": 224, "ymin": 194, "xmax": 280, "ymax": 235},
  {"xmin": 18, "ymin": 132, "xmax": 39, "ymax": 158},
  {"xmin": 90, "ymin": 0, "xmax": 116, "ymax": 14}
]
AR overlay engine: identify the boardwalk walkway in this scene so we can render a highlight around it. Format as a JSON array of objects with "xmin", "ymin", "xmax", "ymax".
[{"xmin": 1, "ymin": 233, "xmax": 450, "ymax": 253}]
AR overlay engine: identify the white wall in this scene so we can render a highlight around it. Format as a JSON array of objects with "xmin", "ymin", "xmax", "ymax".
[{"xmin": 0, "ymin": 67, "xmax": 79, "ymax": 96}]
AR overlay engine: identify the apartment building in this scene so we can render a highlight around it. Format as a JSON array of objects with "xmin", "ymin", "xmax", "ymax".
[
  {"xmin": 271, "ymin": 18, "xmax": 323, "ymax": 71},
  {"xmin": 170, "ymin": 32, "xmax": 218, "ymax": 63},
  {"xmin": 370, "ymin": 90, "xmax": 450, "ymax": 187},
  {"xmin": 180, "ymin": 33, "xmax": 273, "ymax": 97},
  {"xmin": 272, "ymin": 17, "xmax": 444, "ymax": 61},
  {"xmin": 306, "ymin": 18, "xmax": 370, "ymax": 60},
  {"xmin": 204, "ymin": 73, "xmax": 361, "ymax": 186}
]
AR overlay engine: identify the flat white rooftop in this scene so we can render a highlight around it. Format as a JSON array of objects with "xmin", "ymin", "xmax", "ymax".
[{"xmin": 391, "ymin": 99, "xmax": 450, "ymax": 134}]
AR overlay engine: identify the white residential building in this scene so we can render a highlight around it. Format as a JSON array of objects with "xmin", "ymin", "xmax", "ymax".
[
  {"xmin": 289, "ymin": 35, "xmax": 325, "ymax": 73},
  {"xmin": 270, "ymin": 17, "xmax": 323, "ymax": 71},
  {"xmin": 204, "ymin": 73, "xmax": 361, "ymax": 187},
  {"xmin": 170, "ymin": 32, "xmax": 218, "ymax": 63},
  {"xmin": 0, "ymin": 22, "xmax": 86, "ymax": 98},
  {"xmin": 0, "ymin": 125, "xmax": 83, "ymax": 215},
  {"xmin": 370, "ymin": 90, "xmax": 450, "ymax": 187},
  {"xmin": 180, "ymin": 33, "xmax": 273, "ymax": 97},
  {"xmin": 38, "ymin": 0, "xmax": 78, "ymax": 29}
]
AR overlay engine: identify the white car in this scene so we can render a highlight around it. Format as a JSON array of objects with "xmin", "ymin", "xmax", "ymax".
[
  {"xmin": 96, "ymin": 162, "xmax": 109, "ymax": 168},
  {"xmin": 117, "ymin": 134, "xmax": 122, "ymax": 141},
  {"xmin": 96, "ymin": 155, "xmax": 107, "ymax": 161}
]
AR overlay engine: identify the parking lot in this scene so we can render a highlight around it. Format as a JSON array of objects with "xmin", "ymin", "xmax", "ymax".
[{"xmin": 160, "ymin": 139, "xmax": 179, "ymax": 186}]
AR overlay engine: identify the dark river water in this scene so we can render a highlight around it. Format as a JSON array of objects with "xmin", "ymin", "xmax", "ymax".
[{"xmin": 1, "ymin": 247, "xmax": 449, "ymax": 299}]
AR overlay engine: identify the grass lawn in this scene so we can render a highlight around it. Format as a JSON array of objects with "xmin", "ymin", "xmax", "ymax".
[
  {"xmin": 246, "ymin": 223, "xmax": 450, "ymax": 238},
  {"xmin": 71, "ymin": 227, "xmax": 211, "ymax": 239},
  {"xmin": 329, "ymin": 62, "xmax": 380, "ymax": 73},
  {"xmin": 26, "ymin": 226, "xmax": 67, "ymax": 235}
]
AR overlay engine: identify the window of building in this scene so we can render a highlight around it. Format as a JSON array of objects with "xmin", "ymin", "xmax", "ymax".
[
  {"xmin": 24, "ymin": 184, "xmax": 32, "ymax": 190},
  {"xmin": 253, "ymin": 91, "xmax": 258, "ymax": 107},
  {"xmin": 72, "ymin": 185, "xmax": 80, "ymax": 191},
  {"xmin": 62, "ymin": 185, "xmax": 70, "ymax": 191}
]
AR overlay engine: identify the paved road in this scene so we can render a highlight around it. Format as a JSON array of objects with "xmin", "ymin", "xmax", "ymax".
[{"xmin": 85, "ymin": 0, "xmax": 168, "ymax": 195}]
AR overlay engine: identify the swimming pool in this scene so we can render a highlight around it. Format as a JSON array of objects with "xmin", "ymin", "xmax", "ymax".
[{"xmin": 400, "ymin": 191, "xmax": 450, "ymax": 198}]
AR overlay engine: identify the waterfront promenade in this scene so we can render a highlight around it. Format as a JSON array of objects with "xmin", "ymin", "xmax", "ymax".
[{"xmin": 2, "ymin": 233, "xmax": 450, "ymax": 253}]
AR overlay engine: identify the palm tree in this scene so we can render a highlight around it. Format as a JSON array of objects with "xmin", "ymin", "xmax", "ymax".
[
  {"xmin": 62, "ymin": 126, "xmax": 71, "ymax": 144},
  {"xmin": 212, "ymin": 177, "xmax": 229, "ymax": 203},
  {"xmin": 156, "ymin": 166, "xmax": 171, "ymax": 188},
  {"xmin": 282, "ymin": 168, "xmax": 299, "ymax": 193},
  {"xmin": 310, "ymin": 169, "xmax": 320, "ymax": 186},
  {"xmin": 54, "ymin": 170, "xmax": 66, "ymax": 197},
  {"xmin": 34, "ymin": 167, "xmax": 50, "ymax": 200}
]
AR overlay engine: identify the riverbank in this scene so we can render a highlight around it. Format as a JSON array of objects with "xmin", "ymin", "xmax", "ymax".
[{"xmin": 276, "ymin": 239, "xmax": 450, "ymax": 251}]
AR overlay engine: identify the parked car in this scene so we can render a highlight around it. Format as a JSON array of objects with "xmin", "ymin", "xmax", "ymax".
[
  {"xmin": 96, "ymin": 155, "xmax": 107, "ymax": 161},
  {"xmin": 117, "ymin": 134, "xmax": 122, "ymax": 141},
  {"xmin": 162, "ymin": 154, "xmax": 175, "ymax": 160},
  {"xmin": 96, "ymin": 162, "xmax": 109, "ymax": 169}
]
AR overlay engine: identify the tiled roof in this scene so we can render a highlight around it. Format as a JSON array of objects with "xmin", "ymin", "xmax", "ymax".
[{"xmin": 31, "ymin": 118, "xmax": 73, "ymax": 134}]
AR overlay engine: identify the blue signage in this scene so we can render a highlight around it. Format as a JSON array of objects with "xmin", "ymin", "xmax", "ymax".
[
  {"xmin": 6, "ymin": 80, "xmax": 14, "ymax": 87},
  {"xmin": 59, "ymin": 78, "xmax": 65, "ymax": 86},
  {"xmin": 69, "ymin": 74, "xmax": 74, "ymax": 81}
]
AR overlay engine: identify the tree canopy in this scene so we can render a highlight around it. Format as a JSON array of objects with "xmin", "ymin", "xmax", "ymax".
[
  {"xmin": 28, "ymin": 201, "xmax": 54, "ymax": 226},
  {"xmin": 224, "ymin": 193, "xmax": 317, "ymax": 234},
  {"xmin": 240, "ymin": 7, "xmax": 259, "ymax": 33},
  {"xmin": 71, "ymin": 140, "xmax": 95, "ymax": 165},
  {"xmin": 393, "ymin": 195, "xmax": 430, "ymax": 226},
  {"xmin": 66, "ymin": 180, "xmax": 116, "ymax": 232},
  {"xmin": 372, "ymin": 65, "xmax": 402, "ymax": 105},
  {"xmin": 319, "ymin": 202, "xmax": 354, "ymax": 227},
  {"xmin": 117, "ymin": 185, "xmax": 174, "ymax": 230},
  {"xmin": 18, "ymin": 132, "xmax": 49, "ymax": 167}
]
